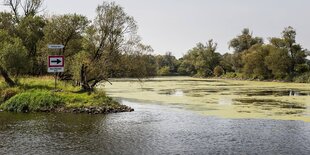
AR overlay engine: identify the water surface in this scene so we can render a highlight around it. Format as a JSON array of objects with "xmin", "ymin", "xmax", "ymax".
[
  {"xmin": 0, "ymin": 100, "xmax": 309, "ymax": 154},
  {"xmin": 103, "ymin": 77, "xmax": 310, "ymax": 122}
]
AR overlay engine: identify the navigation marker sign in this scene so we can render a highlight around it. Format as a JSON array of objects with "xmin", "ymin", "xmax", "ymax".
[
  {"xmin": 48, "ymin": 56, "xmax": 64, "ymax": 73},
  {"xmin": 48, "ymin": 44, "xmax": 64, "ymax": 49}
]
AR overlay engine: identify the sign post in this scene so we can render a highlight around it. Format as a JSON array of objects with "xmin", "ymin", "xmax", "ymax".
[{"xmin": 48, "ymin": 44, "xmax": 64, "ymax": 90}]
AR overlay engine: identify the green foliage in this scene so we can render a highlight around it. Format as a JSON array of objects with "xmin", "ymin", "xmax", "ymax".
[
  {"xmin": 242, "ymin": 45, "xmax": 270, "ymax": 79},
  {"xmin": 222, "ymin": 72, "xmax": 245, "ymax": 79},
  {"xmin": 265, "ymin": 47, "xmax": 291, "ymax": 79},
  {"xmin": 0, "ymin": 76, "xmax": 123, "ymax": 112},
  {"xmin": 180, "ymin": 40, "xmax": 221, "ymax": 77},
  {"xmin": 0, "ymin": 30, "xmax": 30, "ymax": 75},
  {"xmin": 229, "ymin": 28, "xmax": 263, "ymax": 72},
  {"xmin": 155, "ymin": 52, "xmax": 179, "ymax": 73},
  {"xmin": 0, "ymin": 87, "xmax": 20, "ymax": 103},
  {"xmin": 157, "ymin": 66, "xmax": 171, "ymax": 76},
  {"xmin": 213, "ymin": 66, "xmax": 224, "ymax": 77},
  {"xmin": 1, "ymin": 90, "xmax": 64, "ymax": 112},
  {"xmin": 220, "ymin": 53, "xmax": 234, "ymax": 73},
  {"xmin": 293, "ymin": 72, "xmax": 310, "ymax": 83},
  {"xmin": 0, "ymin": 40, "xmax": 29, "ymax": 75},
  {"xmin": 229, "ymin": 28, "xmax": 263, "ymax": 53}
]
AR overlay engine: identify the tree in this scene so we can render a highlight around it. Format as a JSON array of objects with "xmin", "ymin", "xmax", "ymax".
[
  {"xmin": 229, "ymin": 28, "xmax": 263, "ymax": 72},
  {"xmin": 269, "ymin": 26, "xmax": 308, "ymax": 75},
  {"xmin": 242, "ymin": 44, "xmax": 271, "ymax": 79},
  {"xmin": 0, "ymin": 30, "xmax": 29, "ymax": 86},
  {"xmin": 155, "ymin": 52, "xmax": 179, "ymax": 75},
  {"xmin": 214, "ymin": 66, "xmax": 224, "ymax": 77},
  {"xmin": 219, "ymin": 53, "xmax": 234, "ymax": 73},
  {"xmin": 3, "ymin": 0, "xmax": 44, "ymax": 22},
  {"xmin": 179, "ymin": 40, "xmax": 221, "ymax": 77},
  {"xmin": 229, "ymin": 28, "xmax": 263, "ymax": 53},
  {"xmin": 265, "ymin": 46, "xmax": 291, "ymax": 79},
  {"xmin": 16, "ymin": 16, "xmax": 45, "ymax": 74},
  {"xmin": 2, "ymin": 1, "xmax": 46, "ymax": 75},
  {"xmin": 74, "ymin": 2, "xmax": 153, "ymax": 91},
  {"xmin": 0, "ymin": 12, "xmax": 15, "ymax": 35},
  {"xmin": 41, "ymin": 14, "xmax": 89, "ymax": 77}
]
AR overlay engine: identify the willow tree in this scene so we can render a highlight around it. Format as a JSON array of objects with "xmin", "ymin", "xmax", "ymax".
[
  {"xmin": 0, "ymin": 30, "xmax": 29, "ymax": 86},
  {"xmin": 3, "ymin": 0, "xmax": 44, "ymax": 22},
  {"xmin": 2, "ymin": 0, "xmax": 46, "ymax": 75},
  {"xmin": 72, "ymin": 2, "xmax": 153, "ymax": 91},
  {"xmin": 269, "ymin": 26, "xmax": 308, "ymax": 76},
  {"xmin": 41, "ymin": 14, "xmax": 89, "ymax": 77}
]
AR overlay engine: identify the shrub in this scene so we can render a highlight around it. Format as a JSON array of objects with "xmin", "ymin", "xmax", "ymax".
[
  {"xmin": 157, "ymin": 66, "xmax": 170, "ymax": 76},
  {"xmin": 213, "ymin": 66, "xmax": 225, "ymax": 77},
  {"xmin": 1, "ymin": 90, "xmax": 64, "ymax": 112},
  {"xmin": 0, "ymin": 87, "xmax": 20, "ymax": 103},
  {"xmin": 293, "ymin": 72, "xmax": 310, "ymax": 83}
]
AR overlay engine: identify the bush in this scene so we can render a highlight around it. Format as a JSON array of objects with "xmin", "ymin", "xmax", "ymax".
[
  {"xmin": 0, "ymin": 87, "xmax": 20, "ymax": 103},
  {"xmin": 214, "ymin": 66, "xmax": 224, "ymax": 77},
  {"xmin": 1, "ymin": 90, "xmax": 64, "ymax": 112},
  {"xmin": 157, "ymin": 66, "xmax": 170, "ymax": 76},
  {"xmin": 293, "ymin": 72, "xmax": 310, "ymax": 83},
  {"xmin": 222, "ymin": 72, "xmax": 246, "ymax": 79}
]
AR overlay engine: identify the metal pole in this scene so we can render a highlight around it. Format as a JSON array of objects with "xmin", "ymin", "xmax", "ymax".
[{"xmin": 55, "ymin": 72, "xmax": 57, "ymax": 90}]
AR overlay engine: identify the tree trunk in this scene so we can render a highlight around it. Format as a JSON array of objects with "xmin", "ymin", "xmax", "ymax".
[
  {"xmin": 80, "ymin": 64, "xmax": 92, "ymax": 91},
  {"xmin": 0, "ymin": 65, "xmax": 16, "ymax": 87}
]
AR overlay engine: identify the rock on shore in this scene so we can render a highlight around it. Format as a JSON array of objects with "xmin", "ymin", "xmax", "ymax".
[{"xmin": 61, "ymin": 105, "xmax": 134, "ymax": 114}]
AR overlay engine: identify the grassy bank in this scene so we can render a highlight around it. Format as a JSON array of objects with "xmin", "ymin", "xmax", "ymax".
[{"xmin": 0, "ymin": 76, "xmax": 133, "ymax": 113}]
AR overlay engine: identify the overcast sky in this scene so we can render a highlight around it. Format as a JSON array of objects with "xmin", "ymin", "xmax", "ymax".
[{"xmin": 1, "ymin": 0, "xmax": 309, "ymax": 58}]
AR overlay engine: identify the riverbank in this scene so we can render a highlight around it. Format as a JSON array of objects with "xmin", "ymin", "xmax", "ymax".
[{"xmin": 0, "ymin": 76, "xmax": 133, "ymax": 114}]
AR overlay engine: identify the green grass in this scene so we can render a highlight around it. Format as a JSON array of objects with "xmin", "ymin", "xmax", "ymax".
[
  {"xmin": 1, "ymin": 90, "xmax": 64, "ymax": 112},
  {"xmin": 0, "ymin": 76, "xmax": 122, "ymax": 113}
]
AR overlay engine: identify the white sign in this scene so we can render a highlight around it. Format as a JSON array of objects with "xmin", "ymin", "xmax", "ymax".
[
  {"xmin": 48, "ymin": 67, "xmax": 64, "ymax": 73},
  {"xmin": 48, "ymin": 44, "xmax": 64, "ymax": 49},
  {"xmin": 48, "ymin": 56, "xmax": 64, "ymax": 73}
]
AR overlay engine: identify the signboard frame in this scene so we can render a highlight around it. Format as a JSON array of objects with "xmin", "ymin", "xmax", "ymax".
[{"xmin": 48, "ymin": 55, "xmax": 64, "ymax": 73}]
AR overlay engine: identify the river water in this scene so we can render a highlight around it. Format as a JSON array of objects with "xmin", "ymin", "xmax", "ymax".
[{"xmin": 0, "ymin": 99, "xmax": 309, "ymax": 155}]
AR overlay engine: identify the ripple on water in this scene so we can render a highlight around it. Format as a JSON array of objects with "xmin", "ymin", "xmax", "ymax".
[{"xmin": 0, "ymin": 100, "xmax": 309, "ymax": 154}]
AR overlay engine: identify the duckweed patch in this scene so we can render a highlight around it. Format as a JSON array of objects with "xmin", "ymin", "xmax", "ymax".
[
  {"xmin": 104, "ymin": 77, "xmax": 310, "ymax": 122},
  {"xmin": 234, "ymin": 98, "xmax": 306, "ymax": 109}
]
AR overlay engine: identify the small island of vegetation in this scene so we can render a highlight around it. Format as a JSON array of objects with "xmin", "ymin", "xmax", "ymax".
[{"xmin": 0, "ymin": 76, "xmax": 133, "ymax": 113}]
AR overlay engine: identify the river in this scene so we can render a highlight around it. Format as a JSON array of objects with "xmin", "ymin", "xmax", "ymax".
[
  {"xmin": 0, "ymin": 99, "xmax": 309, "ymax": 154},
  {"xmin": 1, "ymin": 77, "xmax": 310, "ymax": 154}
]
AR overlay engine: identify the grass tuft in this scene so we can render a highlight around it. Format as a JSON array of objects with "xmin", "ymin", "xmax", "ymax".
[{"xmin": 1, "ymin": 90, "xmax": 64, "ymax": 112}]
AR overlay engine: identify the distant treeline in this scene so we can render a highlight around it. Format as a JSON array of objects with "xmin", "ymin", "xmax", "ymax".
[
  {"xmin": 1, "ymin": 0, "xmax": 310, "ymax": 91},
  {"xmin": 144, "ymin": 28, "xmax": 310, "ymax": 83}
]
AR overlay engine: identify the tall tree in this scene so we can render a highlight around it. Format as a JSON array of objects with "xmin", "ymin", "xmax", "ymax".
[
  {"xmin": 74, "ymin": 2, "xmax": 153, "ymax": 91},
  {"xmin": 269, "ymin": 26, "xmax": 308, "ymax": 75},
  {"xmin": 242, "ymin": 44, "xmax": 271, "ymax": 79},
  {"xmin": 16, "ymin": 16, "xmax": 45, "ymax": 74},
  {"xmin": 3, "ymin": 0, "xmax": 44, "ymax": 22},
  {"xmin": 179, "ymin": 40, "xmax": 221, "ymax": 77},
  {"xmin": 229, "ymin": 28, "xmax": 263, "ymax": 72},
  {"xmin": 2, "ymin": 0, "xmax": 46, "ymax": 75},
  {"xmin": 40, "ymin": 14, "xmax": 89, "ymax": 76},
  {"xmin": 0, "ymin": 30, "xmax": 29, "ymax": 86}
]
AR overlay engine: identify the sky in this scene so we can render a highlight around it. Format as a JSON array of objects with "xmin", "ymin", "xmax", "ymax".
[{"xmin": 1, "ymin": 0, "xmax": 310, "ymax": 58}]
